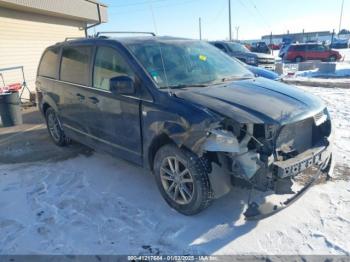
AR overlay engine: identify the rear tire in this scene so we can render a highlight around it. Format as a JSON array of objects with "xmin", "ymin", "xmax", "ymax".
[
  {"xmin": 295, "ymin": 56, "xmax": 303, "ymax": 63},
  {"xmin": 45, "ymin": 108, "xmax": 70, "ymax": 146},
  {"xmin": 153, "ymin": 144, "xmax": 213, "ymax": 215}
]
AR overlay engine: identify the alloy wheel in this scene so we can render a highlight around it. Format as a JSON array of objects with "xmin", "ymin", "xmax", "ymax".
[
  {"xmin": 160, "ymin": 156, "xmax": 194, "ymax": 205},
  {"xmin": 47, "ymin": 112, "xmax": 61, "ymax": 142}
]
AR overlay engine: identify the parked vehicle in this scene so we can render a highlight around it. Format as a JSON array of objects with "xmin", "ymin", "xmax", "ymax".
[
  {"xmin": 234, "ymin": 58, "xmax": 280, "ymax": 80},
  {"xmin": 278, "ymin": 44, "xmax": 290, "ymax": 58},
  {"xmin": 268, "ymin": 43, "xmax": 281, "ymax": 50},
  {"xmin": 250, "ymin": 41, "xmax": 272, "ymax": 54},
  {"xmin": 283, "ymin": 43, "xmax": 342, "ymax": 62},
  {"xmin": 331, "ymin": 38, "xmax": 350, "ymax": 49},
  {"xmin": 279, "ymin": 37, "xmax": 294, "ymax": 58},
  {"xmin": 246, "ymin": 64, "xmax": 279, "ymax": 80},
  {"xmin": 37, "ymin": 35, "xmax": 333, "ymax": 219},
  {"xmin": 210, "ymin": 41, "xmax": 276, "ymax": 71}
]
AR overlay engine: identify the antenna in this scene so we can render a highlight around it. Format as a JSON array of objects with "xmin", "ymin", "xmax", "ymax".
[
  {"xmin": 228, "ymin": 0, "xmax": 232, "ymax": 41},
  {"xmin": 148, "ymin": 0, "xmax": 171, "ymax": 95}
]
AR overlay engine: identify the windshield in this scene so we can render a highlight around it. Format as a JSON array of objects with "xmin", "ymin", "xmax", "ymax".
[
  {"xmin": 126, "ymin": 40, "xmax": 253, "ymax": 89},
  {"xmin": 226, "ymin": 42, "xmax": 250, "ymax": 53}
]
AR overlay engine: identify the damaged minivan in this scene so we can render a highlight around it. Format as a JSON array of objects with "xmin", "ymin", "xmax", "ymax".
[{"xmin": 36, "ymin": 34, "xmax": 334, "ymax": 219}]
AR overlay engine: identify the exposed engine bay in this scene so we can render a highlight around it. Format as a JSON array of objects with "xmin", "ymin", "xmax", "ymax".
[{"xmin": 201, "ymin": 108, "xmax": 334, "ymax": 219}]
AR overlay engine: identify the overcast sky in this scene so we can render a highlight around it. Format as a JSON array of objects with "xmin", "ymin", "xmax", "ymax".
[{"xmin": 96, "ymin": 0, "xmax": 349, "ymax": 40}]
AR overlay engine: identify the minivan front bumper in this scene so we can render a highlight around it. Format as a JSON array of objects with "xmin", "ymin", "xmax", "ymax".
[
  {"xmin": 244, "ymin": 152, "xmax": 333, "ymax": 220},
  {"xmin": 273, "ymin": 140, "xmax": 332, "ymax": 178},
  {"xmin": 244, "ymin": 137, "xmax": 333, "ymax": 220}
]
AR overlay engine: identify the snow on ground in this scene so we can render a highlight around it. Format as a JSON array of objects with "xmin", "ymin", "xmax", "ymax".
[
  {"xmin": 339, "ymin": 48, "xmax": 350, "ymax": 62},
  {"xmin": 295, "ymin": 62, "xmax": 350, "ymax": 78},
  {"xmin": 0, "ymin": 86, "xmax": 349, "ymax": 256},
  {"xmin": 297, "ymin": 86, "xmax": 350, "ymax": 169}
]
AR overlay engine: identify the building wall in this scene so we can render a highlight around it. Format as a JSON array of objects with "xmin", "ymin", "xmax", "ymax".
[
  {"xmin": 0, "ymin": 6, "xmax": 85, "ymax": 98},
  {"xmin": 0, "ymin": 0, "xmax": 108, "ymax": 23},
  {"xmin": 261, "ymin": 32, "xmax": 333, "ymax": 44}
]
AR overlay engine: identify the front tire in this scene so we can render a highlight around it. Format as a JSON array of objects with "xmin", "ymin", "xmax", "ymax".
[
  {"xmin": 45, "ymin": 108, "xmax": 69, "ymax": 146},
  {"xmin": 328, "ymin": 55, "xmax": 337, "ymax": 62},
  {"xmin": 153, "ymin": 144, "xmax": 213, "ymax": 215}
]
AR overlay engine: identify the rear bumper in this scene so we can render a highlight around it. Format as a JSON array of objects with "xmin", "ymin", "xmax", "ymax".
[{"xmin": 257, "ymin": 64, "xmax": 276, "ymax": 71}]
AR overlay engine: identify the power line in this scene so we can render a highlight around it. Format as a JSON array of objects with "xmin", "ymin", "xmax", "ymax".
[
  {"xmin": 108, "ymin": 0, "xmax": 200, "ymax": 15},
  {"xmin": 205, "ymin": 0, "xmax": 229, "ymax": 40},
  {"xmin": 249, "ymin": 0, "xmax": 271, "ymax": 28},
  {"xmin": 239, "ymin": 0, "xmax": 271, "ymax": 31},
  {"xmin": 209, "ymin": 1, "xmax": 227, "ymax": 23},
  {"xmin": 109, "ymin": 0, "xmax": 168, "ymax": 8}
]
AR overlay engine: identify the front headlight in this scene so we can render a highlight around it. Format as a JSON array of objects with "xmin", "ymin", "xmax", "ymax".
[
  {"xmin": 246, "ymin": 57, "xmax": 257, "ymax": 65},
  {"xmin": 203, "ymin": 129, "xmax": 240, "ymax": 153}
]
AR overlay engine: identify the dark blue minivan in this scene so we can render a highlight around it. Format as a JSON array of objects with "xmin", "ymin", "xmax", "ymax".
[{"xmin": 36, "ymin": 34, "xmax": 333, "ymax": 219}]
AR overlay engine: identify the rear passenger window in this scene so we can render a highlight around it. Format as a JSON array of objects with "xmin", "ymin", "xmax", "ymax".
[
  {"xmin": 316, "ymin": 45, "xmax": 326, "ymax": 51},
  {"xmin": 38, "ymin": 47, "xmax": 60, "ymax": 78},
  {"xmin": 307, "ymin": 45, "xmax": 317, "ymax": 51},
  {"xmin": 294, "ymin": 45, "xmax": 305, "ymax": 51},
  {"xmin": 93, "ymin": 47, "xmax": 134, "ymax": 91},
  {"xmin": 60, "ymin": 46, "xmax": 92, "ymax": 86}
]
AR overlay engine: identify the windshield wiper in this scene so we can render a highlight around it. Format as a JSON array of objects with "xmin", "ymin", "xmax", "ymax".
[
  {"xmin": 221, "ymin": 75, "xmax": 253, "ymax": 82},
  {"xmin": 204, "ymin": 75, "xmax": 254, "ymax": 86},
  {"xmin": 166, "ymin": 84, "xmax": 208, "ymax": 89}
]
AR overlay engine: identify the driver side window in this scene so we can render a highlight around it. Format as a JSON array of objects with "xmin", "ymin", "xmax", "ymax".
[{"xmin": 93, "ymin": 46, "xmax": 134, "ymax": 91}]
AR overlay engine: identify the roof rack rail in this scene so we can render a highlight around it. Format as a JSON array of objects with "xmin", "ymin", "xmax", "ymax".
[
  {"xmin": 95, "ymin": 31, "xmax": 156, "ymax": 37},
  {"xmin": 64, "ymin": 37, "xmax": 88, "ymax": 41}
]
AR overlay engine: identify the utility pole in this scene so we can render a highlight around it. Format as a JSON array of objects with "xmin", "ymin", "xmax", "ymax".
[
  {"xmin": 199, "ymin": 17, "xmax": 202, "ymax": 40},
  {"xmin": 270, "ymin": 32, "xmax": 272, "ymax": 45},
  {"xmin": 235, "ymin": 26, "xmax": 240, "ymax": 40},
  {"xmin": 338, "ymin": 0, "xmax": 345, "ymax": 34},
  {"xmin": 228, "ymin": 0, "xmax": 232, "ymax": 41},
  {"xmin": 302, "ymin": 29, "xmax": 305, "ymax": 42}
]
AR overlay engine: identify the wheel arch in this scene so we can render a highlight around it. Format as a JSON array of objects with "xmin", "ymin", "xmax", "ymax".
[
  {"xmin": 42, "ymin": 102, "xmax": 51, "ymax": 115},
  {"xmin": 41, "ymin": 95, "xmax": 59, "ymax": 116},
  {"xmin": 147, "ymin": 133, "xmax": 176, "ymax": 171}
]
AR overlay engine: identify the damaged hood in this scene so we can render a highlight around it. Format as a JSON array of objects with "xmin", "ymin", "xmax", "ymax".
[{"xmin": 174, "ymin": 77, "xmax": 325, "ymax": 125}]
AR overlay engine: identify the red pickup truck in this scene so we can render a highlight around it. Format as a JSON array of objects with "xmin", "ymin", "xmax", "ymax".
[{"xmin": 283, "ymin": 43, "xmax": 342, "ymax": 62}]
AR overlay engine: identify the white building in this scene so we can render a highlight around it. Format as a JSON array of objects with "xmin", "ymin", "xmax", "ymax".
[{"xmin": 0, "ymin": 0, "xmax": 108, "ymax": 99}]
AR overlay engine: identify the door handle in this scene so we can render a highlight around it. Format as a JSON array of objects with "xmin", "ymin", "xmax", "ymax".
[
  {"xmin": 89, "ymin": 96, "xmax": 99, "ymax": 104},
  {"xmin": 76, "ymin": 93, "xmax": 85, "ymax": 100}
]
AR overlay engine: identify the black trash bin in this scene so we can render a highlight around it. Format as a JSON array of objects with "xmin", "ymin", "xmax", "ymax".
[{"xmin": 0, "ymin": 92, "xmax": 23, "ymax": 127}]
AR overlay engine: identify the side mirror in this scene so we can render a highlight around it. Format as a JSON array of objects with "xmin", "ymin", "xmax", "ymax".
[{"xmin": 110, "ymin": 76, "xmax": 135, "ymax": 95}]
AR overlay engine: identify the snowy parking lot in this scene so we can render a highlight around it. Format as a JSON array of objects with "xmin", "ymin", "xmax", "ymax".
[{"xmin": 0, "ymin": 86, "xmax": 349, "ymax": 255}]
